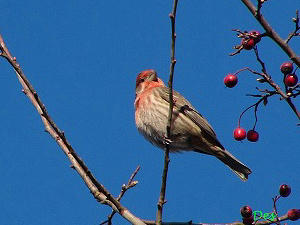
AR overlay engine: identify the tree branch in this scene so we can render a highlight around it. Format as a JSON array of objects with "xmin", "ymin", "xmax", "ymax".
[
  {"xmin": 240, "ymin": 0, "xmax": 300, "ymax": 67},
  {"xmin": 252, "ymin": 47, "xmax": 300, "ymax": 120},
  {"xmin": 144, "ymin": 213, "xmax": 289, "ymax": 225},
  {"xmin": 0, "ymin": 34, "xmax": 146, "ymax": 225},
  {"xmin": 156, "ymin": 0, "xmax": 178, "ymax": 224}
]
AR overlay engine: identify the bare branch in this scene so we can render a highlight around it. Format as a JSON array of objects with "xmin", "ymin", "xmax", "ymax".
[
  {"xmin": 0, "ymin": 34, "xmax": 146, "ymax": 225},
  {"xmin": 156, "ymin": 0, "xmax": 178, "ymax": 224}
]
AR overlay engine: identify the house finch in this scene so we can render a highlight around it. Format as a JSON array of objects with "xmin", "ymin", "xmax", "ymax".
[{"xmin": 135, "ymin": 69, "xmax": 251, "ymax": 181}]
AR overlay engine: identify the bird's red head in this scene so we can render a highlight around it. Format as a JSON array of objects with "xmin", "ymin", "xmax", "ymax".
[
  {"xmin": 135, "ymin": 70, "xmax": 165, "ymax": 97},
  {"xmin": 136, "ymin": 69, "xmax": 158, "ymax": 88}
]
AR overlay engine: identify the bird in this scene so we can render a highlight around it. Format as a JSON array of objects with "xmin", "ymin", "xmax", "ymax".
[{"xmin": 134, "ymin": 69, "xmax": 251, "ymax": 181}]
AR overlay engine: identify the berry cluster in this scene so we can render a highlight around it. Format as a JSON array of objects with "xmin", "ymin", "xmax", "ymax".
[
  {"xmin": 224, "ymin": 61, "xmax": 299, "ymax": 143},
  {"xmin": 224, "ymin": 62, "xmax": 299, "ymax": 89},
  {"xmin": 240, "ymin": 184, "xmax": 300, "ymax": 224},
  {"xmin": 230, "ymin": 30, "xmax": 262, "ymax": 55},
  {"xmin": 241, "ymin": 30, "xmax": 261, "ymax": 50},
  {"xmin": 233, "ymin": 128, "xmax": 259, "ymax": 142},
  {"xmin": 224, "ymin": 70, "xmax": 260, "ymax": 142}
]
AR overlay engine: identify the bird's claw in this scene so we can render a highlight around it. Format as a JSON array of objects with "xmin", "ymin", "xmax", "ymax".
[{"xmin": 163, "ymin": 137, "xmax": 172, "ymax": 145}]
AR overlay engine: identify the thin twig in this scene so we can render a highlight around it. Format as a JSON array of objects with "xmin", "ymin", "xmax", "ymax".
[
  {"xmin": 101, "ymin": 166, "xmax": 141, "ymax": 225},
  {"xmin": 272, "ymin": 195, "xmax": 281, "ymax": 225},
  {"xmin": 286, "ymin": 10, "xmax": 300, "ymax": 44},
  {"xmin": 0, "ymin": 34, "xmax": 146, "ymax": 225},
  {"xmin": 256, "ymin": 0, "xmax": 263, "ymax": 16},
  {"xmin": 253, "ymin": 47, "xmax": 268, "ymax": 76},
  {"xmin": 156, "ymin": 0, "xmax": 178, "ymax": 225},
  {"xmin": 117, "ymin": 166, "xmax": 140, "ymax": 199}
]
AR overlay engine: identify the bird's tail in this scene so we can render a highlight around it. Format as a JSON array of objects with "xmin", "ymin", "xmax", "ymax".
[{"xmin": 215, "ymin": 149, "xmax": 251, "ymax": 181}]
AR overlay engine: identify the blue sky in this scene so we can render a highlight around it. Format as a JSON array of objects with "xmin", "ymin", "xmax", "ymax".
[{"xmin": 0, "ymin": 1, "xmax": 299, "ymax": 224}]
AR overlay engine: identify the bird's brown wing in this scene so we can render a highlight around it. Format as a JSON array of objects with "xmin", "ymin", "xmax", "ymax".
[{"xmin": 159, "ymin": 87, "xmax": 225, "ymax": 151}]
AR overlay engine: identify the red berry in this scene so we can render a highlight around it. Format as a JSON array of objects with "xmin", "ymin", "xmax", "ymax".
[
  {"xmin": 242, "ymin": 38, "xmax": 255, "ymax": 50},
  {"xmin": 247, "ymin": 130, "xmax": 259, "ymax": 142},
  {"xmin": 280, "ymin": 62, "xmax": 293, "ymax": 74},
  {"xmin": 284, "ymin": 74, "xmax": 298, "ymax": 87},
  {"xmin": 224, "ymin": 74, "xmax": 238, "ymax": 88},
  {"xmin": 287, "ymin": 209, "xmax": 300, "ymax": 221},
  {"xmin": 241, "ymin": 206, "xmax": 253, "ymax": 218},
  {"xmin": 249, "ymin": 30, "xmax": 261, "ymax": 43},
  {"xmin": 234, "ymin": 128, "xmax": 247, "ymax": 141},
  {"xmin": 242, "ymin": 215, "xmax": 254, "ymax": 225},
  {"xmin": 279, "ymin": 184, "xmax": 291, "ymax": 197}
]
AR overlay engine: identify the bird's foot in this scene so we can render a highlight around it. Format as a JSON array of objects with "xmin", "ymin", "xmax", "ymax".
[{"xmin": 163, "ymin": 136, "xmax": 172, "ymax": 146}]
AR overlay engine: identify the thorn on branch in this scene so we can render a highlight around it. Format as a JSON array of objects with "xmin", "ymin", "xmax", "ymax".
[
  {"xmin": 257, "ymin": 78, "xmax": 267, "ymax": 83},
  {"xmin": 33, "ymin": 91, "xmax": 38, "ymax": 99}
]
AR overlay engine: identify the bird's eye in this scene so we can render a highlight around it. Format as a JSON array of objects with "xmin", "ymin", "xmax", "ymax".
[{"xmin": 136, "ymin": 77, "xmax": 145, "ymax": 88}]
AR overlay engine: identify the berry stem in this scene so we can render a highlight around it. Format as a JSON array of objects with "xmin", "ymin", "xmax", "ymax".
[
  {"xmin": 234, "ymin": 67, "xmax": 251, "ymax": 75},
  {"xmin": 238, "ymin": 98, "xmax": 261, "ymax": 128},
  {"xmin": 283, "ymin": 74, "xmax": 289, "ymax": 93},
  {"xmin": 252, "ymin": 102, "xmax": 259, "ymax": 130},
  {"xmin": 239, "ymin": 91, "xmax": 276, "ymax": 130},
  {"xmin": 272, "ymin": 195, "xmax": 281, "ymax": 223}
]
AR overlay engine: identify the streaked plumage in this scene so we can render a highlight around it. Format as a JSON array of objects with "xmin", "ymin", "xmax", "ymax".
[{"xmin": 135, "ymin": 69, "xmax": 251, "ymax": 181}]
